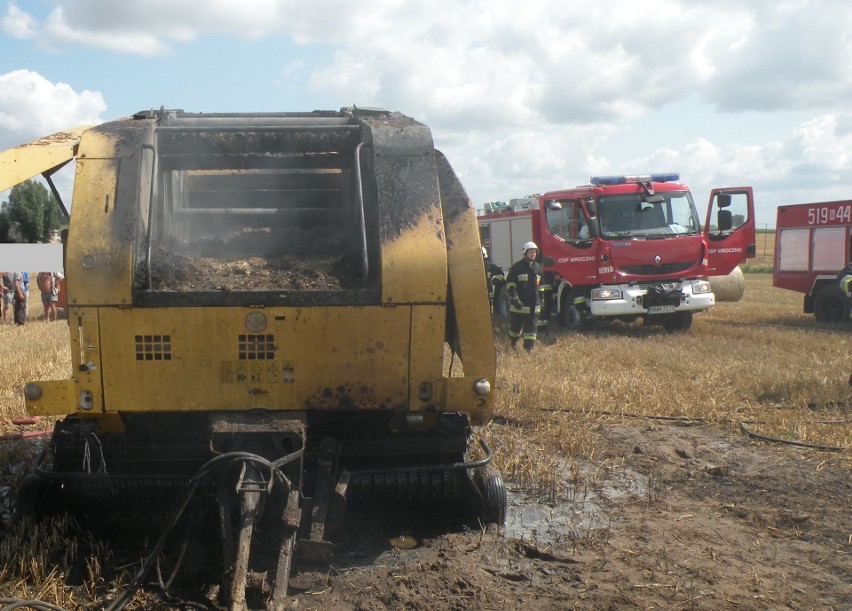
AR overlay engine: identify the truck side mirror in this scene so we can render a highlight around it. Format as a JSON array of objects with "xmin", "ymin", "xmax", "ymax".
[
  {"xmin": 717, "ymin": 209, "xmax": 732, "ymax": 232},
  {"xmin": 546, "ymin": 200, "xmax": 562, "ymax": 211},
  {"xmin": 717, "ymin": 193, "xmax": 732, "ymax": 208},
  {"xmin": 587, "ymin": 221, "xmax": 599, "ymax": 238}
]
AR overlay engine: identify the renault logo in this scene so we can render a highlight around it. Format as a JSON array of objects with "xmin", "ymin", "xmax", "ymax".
[{"xmin": 654, "ymin": 255, "xmax": 662, "ymax": 266}]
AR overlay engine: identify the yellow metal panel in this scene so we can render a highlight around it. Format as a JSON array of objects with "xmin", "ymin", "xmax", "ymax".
[
  {"xmin": 27, "ymin": 306, "xmax": 104, "ymax": 415},
  {"xmin": 0, "ymin": 125, "xmax": 90, "ymax": 192},
  {"xmin": 381, "ymin": 207, "xmax": 448, "ymax": 304},
  {"xmin": 407, "ymin": 305, "xmax": 447, "ymax": 410},
  {"xmin": 437, "ymin": 152, "xmax": 497, "ymax": 425},
  {"xmin": 65, "ymin": 156, "xmax": 132, "ymax": 306},
  {"xmin": 97, "ymin": 306, "xmax": 413, "ymax": 413},
  {"xmin": 26, "ymin": 379, "xmax": 79, "ymax": 416}
]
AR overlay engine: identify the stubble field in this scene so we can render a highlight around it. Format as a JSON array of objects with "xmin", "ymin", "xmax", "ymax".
[{"xmin": 0, "ymin": 272, "xmax": 850, "ymax": 610}]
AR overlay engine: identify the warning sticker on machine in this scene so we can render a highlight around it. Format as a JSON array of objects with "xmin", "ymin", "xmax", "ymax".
[{"xmin": 221, "ymin": 361, "xmax": 295, "ymax": 383}]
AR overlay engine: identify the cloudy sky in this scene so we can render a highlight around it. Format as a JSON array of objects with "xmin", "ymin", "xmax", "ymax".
[{"xmin": 2, "ymin": 0, "xmax": 852, "ymax": 227}]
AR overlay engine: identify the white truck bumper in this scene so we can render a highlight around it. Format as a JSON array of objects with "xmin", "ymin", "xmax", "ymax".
[{"xmin": 588, "ymin": 280, "xmax": 715, "ymax": 317}]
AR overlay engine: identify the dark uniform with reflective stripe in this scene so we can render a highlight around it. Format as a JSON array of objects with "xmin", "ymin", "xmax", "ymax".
[
  {"xmin": 839, "ymin": 263, "xmax": 852, "ymax": 296},
  {"xmin": 537, "ymin": 270, "xmax": 556, "ymax": 337},
  {"xmin": 506, "ymin": 258, "xmax": 542, "ymax": 352},
  {"xmin": 485, "ymin": 259, "xmax": 505, "ymax": 311}
]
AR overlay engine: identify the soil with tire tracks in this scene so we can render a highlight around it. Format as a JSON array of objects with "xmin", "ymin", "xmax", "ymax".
[{"xmin": 285, "ymin": 421, "xmax": 851, "ymax": 610}]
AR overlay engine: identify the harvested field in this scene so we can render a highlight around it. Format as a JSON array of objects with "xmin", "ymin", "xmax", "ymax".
[{"xmin": 0, "ymin": 273, "xmax": 850, "ymax": 610}]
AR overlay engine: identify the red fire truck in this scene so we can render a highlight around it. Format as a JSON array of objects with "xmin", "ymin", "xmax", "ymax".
[
  {"xmin": 773, "ymin": 200, "xmax": 852, "ymax": 321},
  {"xmin": 478, "ymin": 173, "xmax": 756, "ymax": 331}
]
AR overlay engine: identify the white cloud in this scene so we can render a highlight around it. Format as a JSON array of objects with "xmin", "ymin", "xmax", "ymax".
[
  {"xmin": 0, "ymin": 70, "xmax": 106, "ymax": 208},
  {"xmin": 6, "ymin": 1, "xmax": 852, "ymax": 224},
  {"xmin": 0, "ymin": 70, "xmax": 106, "ymax": 147},
  {"xmin": 0, "ymin": 0, "xmax": 35, "ymax": 38}
]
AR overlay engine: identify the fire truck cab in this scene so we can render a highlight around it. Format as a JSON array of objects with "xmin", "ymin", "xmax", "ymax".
[{"xmin": 479, "ymin": 173, "xmax": 756, "ymax": 331}]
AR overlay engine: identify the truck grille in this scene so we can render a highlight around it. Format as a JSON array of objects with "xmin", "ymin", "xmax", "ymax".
[{"xmin": 621, "ymin": 261, "xmax": 694, "ymax": 276}]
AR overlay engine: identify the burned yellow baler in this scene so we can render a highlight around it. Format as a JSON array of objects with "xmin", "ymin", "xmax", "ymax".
[{"xmin": 17, "ymin": 108, "xmax": 503, "ymax": 608}]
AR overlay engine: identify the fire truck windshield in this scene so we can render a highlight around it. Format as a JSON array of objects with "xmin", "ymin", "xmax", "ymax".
[{"xmin": 597, "ymin": 191, "xmax": 700, "ymax": 239}]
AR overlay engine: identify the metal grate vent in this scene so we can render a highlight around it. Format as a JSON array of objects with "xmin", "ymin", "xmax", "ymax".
[
  {"xmin": 239, "ymin": 334, "xmax": 275, "ymax": 360},
  {"xmin": 135, "ymin": 335, "xmax": 172, "ymax": 361}
]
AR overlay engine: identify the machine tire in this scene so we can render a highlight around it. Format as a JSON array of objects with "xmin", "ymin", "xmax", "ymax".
[
  {"xmin": 473, "ymin": 464, "xmax": 507, "ymax": 526},
  {"xmin": 662, "ymin": 311, "xmax": 693, "ymax": 332},
  {"xmin": 813, "ymin": 285, "xmax": 851, "ymax": 322},
  {"xmin": 13, "ymin": 473, "xmax": 50, "ymax": 522},
  {"xmin": 495, "ymin": 285, "xmax": 511, "ymax": 318}
]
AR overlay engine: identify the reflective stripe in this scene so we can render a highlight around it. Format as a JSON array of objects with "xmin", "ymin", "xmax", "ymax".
[
  {"xmin": 517, "ymin": 274, "xmax": 529, "ymax": 282},
  {"xmin": 510, "ymin": 305, "xmax": 542, "ymax": 314}
]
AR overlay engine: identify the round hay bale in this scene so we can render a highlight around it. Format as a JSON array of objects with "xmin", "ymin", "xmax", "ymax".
[{"xmin": 709, "ymin": 266, "xmax": 745, "ymax": 302}]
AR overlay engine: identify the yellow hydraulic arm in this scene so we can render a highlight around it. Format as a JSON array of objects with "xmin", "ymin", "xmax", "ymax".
[{"xmin": 0, "ymin": 126, "xmax": 91, "ymax": 211}]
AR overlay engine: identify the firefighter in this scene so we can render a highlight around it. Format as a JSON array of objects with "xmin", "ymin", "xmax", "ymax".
[
  {"xmin": 537, "ymin": 270, "xmax": 556, "ymax": 340},
  {"xmin": 837, "ymin": 262, "xmax": 852, "ymax": 318},
  {"xmin": 506, "ymin": 241, "xmax": 542, "ymax": 352},
  {"xmin": 839, "ymin": 262, "xmax": 852, "ymax": 297},
  {"xmin": 482, "ymin": 247, "xmax": 504, "ymax": 312}
]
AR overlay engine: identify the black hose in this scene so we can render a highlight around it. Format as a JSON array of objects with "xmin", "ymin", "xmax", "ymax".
[
  {"xmin": 106, "ymin": 449, "xmax": 300, "ymax": 611},
  {"xmin": 0, "ymin": 598, "xmax": 69, "ymax": 611},
  {"xmin": 544, "ymin": 406, "xmax": 848, "ymax": 452},
  {"xmin": 736, "ymin": 418, "xmax": 848, "ymax": 453}
]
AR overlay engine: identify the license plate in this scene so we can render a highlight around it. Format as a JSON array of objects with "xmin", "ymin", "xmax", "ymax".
[{"xmin": 647, "ymin": 305, "xmax": 676, "ymax": 314}]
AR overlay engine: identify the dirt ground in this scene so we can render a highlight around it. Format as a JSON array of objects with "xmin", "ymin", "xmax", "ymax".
[{"xmin": 285, "ymin": 421, "xmax": 851, "ymax": 611}]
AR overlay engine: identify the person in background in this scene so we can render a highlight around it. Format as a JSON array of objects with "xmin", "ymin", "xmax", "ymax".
[
  {"xmin": 482, "ymin": 247, "xmax": 504, "ymax": 313},
  {"xmin": 838, "ymin": 262, "xmax": 852, "ymax": 297},
  {"xmin": 505, "ymin": 241, "xmax": 542, "ymax": 353},
  {"xmin": 38, "ymin": 271, "xmax": 64, "ymax": 322},
  {"xmin": 20, "ymin": 271, "xmax": 29, "ymax": 322},
  {"xmin": 0, "ymin": 272, "xmax": 12, "ymax": 323},
  {"xmin": 537, "ymin": 270, "xmax": 557, "ymax": 340},
  {"xmin": 10, "ymin": 271, "xmax": 26, "ymax": 325}
]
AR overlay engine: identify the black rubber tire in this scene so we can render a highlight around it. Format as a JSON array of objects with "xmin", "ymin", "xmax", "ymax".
[
  {"xmin": 560, "ymin": 304, "xmax": 591, "ymax": 331},
  {"xmin": 495, "ymin": 285, "xmax": 510, "ymax": 318},
  {"xmin": 13, "ymin": 473, "xmax": 50, "ymax": 522},
  {"xmin": 662, "ymin": 311, "xmax": 693, "ymax": 332},
  {"xmin": 813, "ymin": 285, "xmax": 851, "ymax": 323},
  {"xmin": 473, "ymin": 464, "xmax": 507, "ymax": 526}
]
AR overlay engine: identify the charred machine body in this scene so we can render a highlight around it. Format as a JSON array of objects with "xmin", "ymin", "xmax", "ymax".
[{"xmin": 11, "ymin": 108, "xmax": 503, "ymax": 609}]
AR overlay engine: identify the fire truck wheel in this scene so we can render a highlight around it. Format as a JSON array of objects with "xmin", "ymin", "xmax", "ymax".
[
  {"xmin": 560, "ymin": 304, "xmax": 590, "ymax": 331},
  {"xmin": 662, "ymin": 311, "xmax": 693, "ymax": 332},
  {"xmin": 814, "ymin": 285, "xmax": 851, "ymax": 322}
]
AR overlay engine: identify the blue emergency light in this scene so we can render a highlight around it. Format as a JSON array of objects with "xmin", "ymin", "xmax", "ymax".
[{"xmin": 590, "ymin": 172, "xmax": 679, "ymax": 186}]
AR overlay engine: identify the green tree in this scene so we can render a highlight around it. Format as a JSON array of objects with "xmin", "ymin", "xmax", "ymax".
[
  {"xmin": 0, "ymin": 212, "xmax": 9, "ymax": 242},
  {"xmin": 3, "ymin": 179, "xmax": 60, "ymax": 242}
]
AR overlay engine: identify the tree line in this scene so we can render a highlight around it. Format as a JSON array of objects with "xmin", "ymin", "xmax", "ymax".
[{"xmin": 0, "ymin": 179, "xmax": 63, "ymax": 242}]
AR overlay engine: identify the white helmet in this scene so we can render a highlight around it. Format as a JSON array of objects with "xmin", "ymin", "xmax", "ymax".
[
  {"xmin": 522, "ymin": 241, "xmax": 539, "ymax": 253},
  {"xmin": 481, "ymin": 246, "xmax": 488, "ymax": 257}
]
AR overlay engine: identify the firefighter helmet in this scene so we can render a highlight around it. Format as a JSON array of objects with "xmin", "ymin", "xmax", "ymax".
[{"xmin": 522, "ymin": 241, "xmax": 539, "ymax": 254}]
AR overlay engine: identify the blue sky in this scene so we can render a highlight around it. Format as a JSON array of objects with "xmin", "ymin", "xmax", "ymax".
[{"xmin": 3, "ymin": 0, "xmax": 852, "ymax": 227}]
